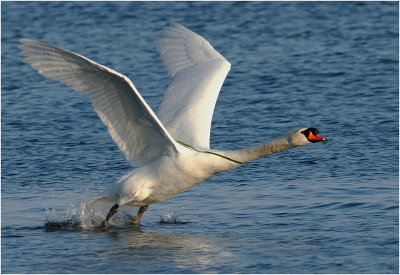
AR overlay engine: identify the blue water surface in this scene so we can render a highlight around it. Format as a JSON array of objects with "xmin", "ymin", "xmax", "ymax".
[{"xmin": 2, "ymin": 2, "xmax": 398, "ymax": 273}]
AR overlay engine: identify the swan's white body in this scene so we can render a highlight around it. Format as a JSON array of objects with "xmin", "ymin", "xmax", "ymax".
[
  {"xmin": 20, "ymin": 23, "xmax": 326, "ymax": 225},
  {"xmin": 105, "ymin": 147, "xmax": 239, "ymax": 207}
]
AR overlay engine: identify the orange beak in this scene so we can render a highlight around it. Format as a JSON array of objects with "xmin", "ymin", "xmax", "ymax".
[{"xmin": 308, "ymin": 131, "xmax": 327, "ymax": 143}]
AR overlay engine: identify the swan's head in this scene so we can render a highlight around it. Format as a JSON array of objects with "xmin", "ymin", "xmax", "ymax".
[{"xmin": 289, "ymin": 127, "xmax": 327, "ymax": 147}]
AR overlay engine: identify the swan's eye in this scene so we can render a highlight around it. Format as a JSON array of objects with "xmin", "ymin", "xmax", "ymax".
[
  {"xmin": 305, "ymin": 128, "xmax": 319, "ymax": 135},
  {"xmin": 304, "ymin": 127, "xmax": 327, "ymax": 143}
]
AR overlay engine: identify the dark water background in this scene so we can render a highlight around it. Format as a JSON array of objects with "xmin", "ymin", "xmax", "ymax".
[{"xmin": 2, "ymin": 2, "xmax": 398, "ymax": 273}]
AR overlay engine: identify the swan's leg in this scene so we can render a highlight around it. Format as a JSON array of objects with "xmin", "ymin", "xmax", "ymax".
[
  {"xmin": 133, "ymin": 205, "xmax": 148, "ymax": 225},
  {"xmin": 102, "ymin": 203, "xmax": 119, "ymax": 228}
]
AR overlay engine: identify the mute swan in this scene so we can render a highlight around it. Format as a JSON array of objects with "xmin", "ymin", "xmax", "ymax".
[{"xmin": 20, "ymin": 23, "xmax": 327, "ymax": 228}]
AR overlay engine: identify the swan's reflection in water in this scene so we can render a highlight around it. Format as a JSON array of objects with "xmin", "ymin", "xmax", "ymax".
[{"xmin": 101, "ymin": 230, "xmax": 237, "ymax": 272}]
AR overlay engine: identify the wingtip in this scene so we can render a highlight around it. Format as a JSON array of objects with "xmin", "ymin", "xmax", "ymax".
[
  {"xmin": 19, "ymin": 38, "xmax": 38, "ymax": 45},
  {"xmin": 18, "ymin": 39, "xmax": 32, "ymax": 55},
  {"xmin": 167, "ymin": 19, "xmax": 177, "ymax": 27},
  {"xmin": 19, "ymin": 38, "xmax": 30, "ymax": 50},
  {"xmin": 161, "ymin": 21, "xmax": 194, "ymax": 37},
  {"xmin": 166, "ymin": 20, "xmax": 184, "ymax": 29},
  {"xmin": 18, "ymin": 39, "xmax": 39, "ymax": 57},
  {"xmin": 18, "ymin": 38, "xmax": 46, "ymax": 52}
]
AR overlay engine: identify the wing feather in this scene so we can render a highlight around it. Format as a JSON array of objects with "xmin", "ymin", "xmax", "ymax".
[
  {"xmin": 156, "ymin": 23, "xmax": 231, "ymax": 149},
  {"xmin": 20, "ymin": 39, "xmax": 178, "ymax": 166}
]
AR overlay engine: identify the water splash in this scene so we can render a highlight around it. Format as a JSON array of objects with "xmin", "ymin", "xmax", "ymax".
[
  {"xmin": 44, "ymin": 201, "xmax": 104, "ymax": 230},
  {"xmin": 159, "ymin": 211, "xmax": 190, "ymax": 224}
]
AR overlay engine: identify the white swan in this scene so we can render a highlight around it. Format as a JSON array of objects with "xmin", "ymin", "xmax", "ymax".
[{"xmin": 20, "ymin": 23, "xmax": 327, "ymax": 228}]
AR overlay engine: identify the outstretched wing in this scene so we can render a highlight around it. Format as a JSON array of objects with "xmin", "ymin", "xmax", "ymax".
[
  {"xmin": 20, "ymin": 39, "xmax": 178, "ymax": 167},
  {"xmin": 156, "ymin": 23, "xmax": 231, "ymax": 150}
]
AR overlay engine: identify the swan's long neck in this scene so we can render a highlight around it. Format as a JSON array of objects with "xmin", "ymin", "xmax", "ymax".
[
  {"xmin": 193, "ymin": 130, "xmax": 310, "ymax": 176},
  {"xmin": 222, "ymin": 134, "xmax": 297, "ymax": 165}
]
